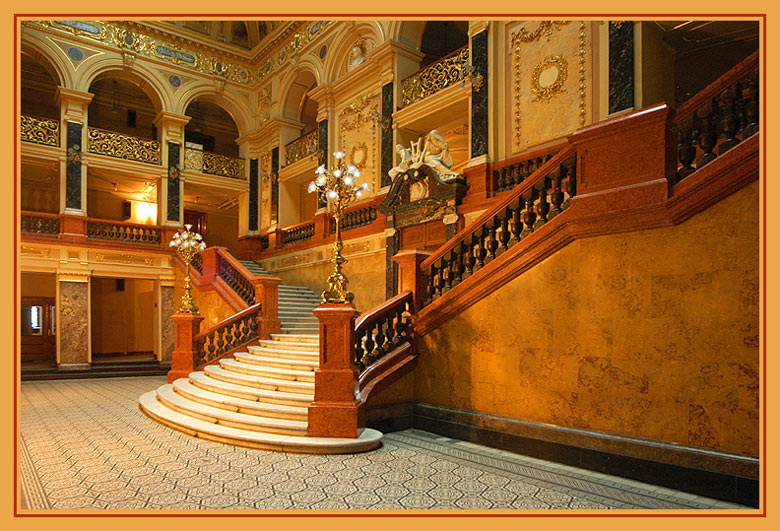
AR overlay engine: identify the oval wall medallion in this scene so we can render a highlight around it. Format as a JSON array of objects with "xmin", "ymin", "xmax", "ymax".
[{"xmin": 531, "ymin": 55, "xmax": 568, "ymax": 101}]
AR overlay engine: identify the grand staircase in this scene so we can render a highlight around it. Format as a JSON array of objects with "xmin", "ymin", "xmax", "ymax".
[{"xmin": 140, "ymin": 262, "xmax": 383, "ymax": 453}]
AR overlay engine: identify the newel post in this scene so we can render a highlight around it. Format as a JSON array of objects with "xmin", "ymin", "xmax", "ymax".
[
  {"xmin": 252, "ymin": 275, "xmax": 282, "ymax": 339},
  {"xmin": 393, "ymin": 249, "xmax": 432, "ymax": 312},
  {"xmin": 199, "ymin": 247, "xmax": 221, "ymax": 284},
  {"xmin": 307, "ymin": 303, "xmax": 364, "ymax": 438},
  {"xmin": 167, "ymin": 312, "xmax": 205, "ymax": 383}
]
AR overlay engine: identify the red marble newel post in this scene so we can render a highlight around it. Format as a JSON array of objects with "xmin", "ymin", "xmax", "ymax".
[
  {"xmin": 393, "ymin": 249, "xmax": 432, "ymax": 312},
  {"xmin": 252, "ymin": 275, "xmax": 282, "ymax": 339},
  {"xmin": 307, "ymin": 303, "xmax": 364, "ymax": 438},
  {"xmin": 167, "ymin": 312, "xmax": 205, "ymax": 383},
  {"xmin": 199, "ymin": 246, "xmax": 221, "ymax": 283}
]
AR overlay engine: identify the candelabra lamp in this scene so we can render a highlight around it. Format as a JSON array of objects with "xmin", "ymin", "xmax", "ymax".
[
  {"xmin": 308, "ymin": 151, "xmax": 371, "ymax": 304},
  {"xmin": 169, "ymin": 224, "xmax": 207, "ymax": 313}
]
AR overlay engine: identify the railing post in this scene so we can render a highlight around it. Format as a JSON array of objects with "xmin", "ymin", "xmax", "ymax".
[
  {"xmin": 308, "ymin": 303, "xmax": 364, "ymax": 438},
  {"xmin": 393, "ymin": 249, "xmax": 433, "ymax": 312},
  {"xmin": 59, "ymin": 214, "xmax": 87, "ymax": 241},
  {"xmin": 313, "ymin": 211, "xmax": 330, "ymax": 241},
  {"xmin": 252, "ymin": 275, "xmax": 282, "ymax": 339},
  {"xmin": 200, "ymin": 247, "xmax": 220, "ymax": 283},
  {"xmin": 168, "ymin": 312, "xmax": 205, "ymax": 383}
]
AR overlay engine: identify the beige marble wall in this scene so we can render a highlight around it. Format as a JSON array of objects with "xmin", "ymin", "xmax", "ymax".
[
  {"xmin": 173, "ymin": 268, "xmax": 237, "ymax": 330},
  {"xmin": 160, "ymin": 286, "xmax": 175, "ymax": 362},
  {"xmin": 272, "ymin": 251, "xmax": 387, "ymax": 313},
  {"xmin": 58, "ymin": 281, "xmax": 89, "ymax": 368},
  {"xmin": 415, "ymin": 182, "xmax": 759, "ymax": 456}
]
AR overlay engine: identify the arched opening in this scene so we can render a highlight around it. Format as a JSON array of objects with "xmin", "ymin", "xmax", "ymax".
[
  {"xmin": 282, "ymin": 70, "xmax": 318, "ymax": 129},
  {"xmin": 20, "ymin": 52, "xmax": 59, "ymax": 119},
  {"xmin": 184, "ymin": 100, "xmax": 240, "ymax": 157},
  {"xmin": 419, "ymin": 21, "xmax": 469, "ymax": 68},
  {"xmin": 87, "ymin": 76, "xmax": 159, "ymax": 140}
]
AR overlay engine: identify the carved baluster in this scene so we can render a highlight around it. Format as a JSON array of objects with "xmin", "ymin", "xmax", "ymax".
[
  {"xmin": 509, "ymin": 164, "xmax": 519, "ymax": 188},
  {"xmin": 433, "ymin": 262, "xmax": 444, "ymax": 297},
  {"xmin": 498, "ymin": 211, "xmax": 510, "ymax": 252},
  {"xmin": 521, "ymin": 190, "xmax": 537, "ymax": 237},
  {"xmin": 207, "ymin": 332, "xmax": 217, "ymax": 361},
  {"xmin": 451, "ymin": 246, "xmax": 463, "ymax": 286},
  {"xmin": 562, "ymin": 157, "xmax": 577, "ymax": 209},
  {"xmin": 718, "ymin": 84, "xmax": 741, "ymax": 155},
  {"xmin": 441, "ymin": 256, "xmax": 452, "ymax": 293},
  {"xmin": 741, "ymin": 70, "xmax": 759, "ymax": 139},
  {"xmin": 393, "ymin": 309, "xmax": 405, "ymax": 344},
  {"xmin": 426, "ymin": 267, "xmax": 435, "ymax": 303},
  {"xmin": 374, "ymin": 323, "xmax": 386, "ymax": 360},
  {"xmin": 695, "ymin": 102, "xmax": 718, "ymax": 169},
  {"xmin": 509, "ymin": 200, "xmax": 523, "ymax": 241},
  {"xmin": 484, "ymin": 220, "xmax": 498, "ymax": 262},
  {"xmin": 473, "ymin": 228, "xmax": 486, "ymax": 270},
  {"xmin": 463, "ymin": 237, "xmax": 475, "ymax": 277},
  {"xmin": 534, "ymin": 178, "xmax": 551, "ymax": 229},
  {"xmin": 359, "ymin": 332, "xmax": 370, "ymax": 369},
  {"xmin": 549, "ymin": 166, "xmax": 565, "ymax": 219},
  {"xmin": 495, "ymin": 167, "xmax": 505, "ymax": 191}
]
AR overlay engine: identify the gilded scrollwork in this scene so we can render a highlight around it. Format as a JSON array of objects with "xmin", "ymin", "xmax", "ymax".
[
  {"xmin": 514, "ymin": 21, "xmax": 570, "ymax": 43},
  {"xmin": 87, "ymin": 128, "xmax": 161, "ymax": 165},
  {"xmin": 184, "ymin": 148, "xmax": 246, "ymax": 179},
  {"xmin": 20, "ymin": 115, "xmax": 60, "ymax": 147},
  {"xmin": 401, "ymin": 46, "xmax": 469, "ymax": 107},
  {"xmin": 530, "ymin": 55, "xmax": 568, "ymax": 101},
  {"xmin": 284, "ymin": 130, "xmax": 319, "ymax": 166}
]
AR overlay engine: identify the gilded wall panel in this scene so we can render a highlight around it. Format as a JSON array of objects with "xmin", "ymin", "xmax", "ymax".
[
  {"xmin": 508, "ymin": 21, "xmax": 591, "ymax": 153},
  {"xmin": 415, "ymin": 181, "xmax": 760, "ymax": 456},
  {"xmin": 338, "ymin": 94, "xmax": 380, "ymax": 193}
]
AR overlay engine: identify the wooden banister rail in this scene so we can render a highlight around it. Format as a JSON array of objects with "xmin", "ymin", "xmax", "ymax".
[
  {"xmin": 193, "ymin": 303, "xmax": 261, "ymax": 369},
  {"xmin": 86, "ymin": 217, "xmax": 161, "ymax": 245},
  {"xmin": 215, "ymin": 249, "xmax": 256, "ymax": 306},
  {"xmin": 492, "ymin": 140, "xmax": 567, "ymax": 194},
  {"xmin": 421, "ymin": 144, "xmax": 577, "ymax": 272},
  {"xmin": 20, "ymin": 211, "xmax": 60, "ymax": 235},
  {"xmin": 354, "ymin": 290, "xmax": 414, "ymax": 373}
]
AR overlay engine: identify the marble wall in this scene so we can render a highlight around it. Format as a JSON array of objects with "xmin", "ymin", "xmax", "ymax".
[
  {"xmin": 174, "ymin": 268, "xmax": 236, "ymax": 330},
  {"xmin": 414, "ymin": 182, "xmax": 759, "ymax": 456},
  {"xmin": 58, "ymin": 280, "xmax": 89, "ymax": 367},
  {"xmin": 160, "ymin": 286, "xmax": 175, "ymax": 362}
]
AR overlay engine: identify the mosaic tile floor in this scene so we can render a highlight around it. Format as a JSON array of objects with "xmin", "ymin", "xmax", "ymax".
[{"xmin": 19, "ymin": 376, "xmax": 748, "ymax": 512}]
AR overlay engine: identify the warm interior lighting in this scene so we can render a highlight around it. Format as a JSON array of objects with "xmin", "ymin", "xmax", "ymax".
[{"xmin": 130, "ymin": 201, "xmax": 158, "ymax": 225}]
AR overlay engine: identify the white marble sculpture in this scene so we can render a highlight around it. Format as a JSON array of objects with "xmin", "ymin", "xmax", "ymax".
[
  {"xmin": 348, "ymin": 42, "xmax": 367, "ymax": 70},
  {"xmin": 388, "ymin": 129, "xmax": 462, "ymax": 183}
]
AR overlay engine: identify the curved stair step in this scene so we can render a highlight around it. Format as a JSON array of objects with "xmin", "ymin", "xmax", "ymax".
[
  {"xmin": 247, "ymin": 346, "xmax": 319, "ymax": 361},
  {"xmin": 220, "ymin": 358, "xmax": 316, "ymax": 383},
  {"xmin": 157, "ymin": 384, "xmax": 307, "ymax": 436},
  {"xmin": 188, "ymin": 371, "xmax": 312, "ymax": 405},
  {"xmin": 140, "ymin": 391, "xmax": 382, "ymax": 454},
  {"xmin": 271, "ymin": 333, "xmax": 319, "ymax": 343},
  {"xmin": 172, "ymin": 378, "xmax": 308, "ymax": 420},
  {"xmin": 205, "ymin": 364, "xmax": 314, "ymax": 394},
  {"xmin": 234, "ymin": 352, "xmax": 318, "ymax": 371},
  {"xmin": 255, "ymin": 340, "xmax": 319, "ymax": 353}
]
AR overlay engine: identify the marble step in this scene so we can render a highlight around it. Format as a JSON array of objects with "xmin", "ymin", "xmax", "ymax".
[
  {"xmin": 247, "ymin": 346, "xmax": 319, "ymax": 362},
  {"xmin": 188, "ymin": 371, "xmax": 312, "ymax": 406},
  {"xmin": 205, "ymin": 364, "xmax": 314, "ymax": 394},
  {"xmin": 233, "ymin": 352, "xmax": 318, "ymax": 372},
  {"xmin": 255, "ymin": 340, "xmax": 319, "ymax": 353},
  {"xmin": 140, "ymin": 391, "xmax": 383, "ymax": 454},
  {"xmin": 271, "ymin": 334, "xmax": 319, "ymax": 343},
  {"xmin": 172, "ymin": 378, "xmax": 308, "ymax": 420},
  {"xmin": 220, "ymin": 358, "xmax": 316, "ymax": 383},
  {"xmin": 157, "ymin": 384, "xmax": 307, "ymax": 436}
]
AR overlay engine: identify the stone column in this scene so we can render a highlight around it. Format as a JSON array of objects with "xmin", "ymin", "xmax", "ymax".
[
  {"xmin": 56, "ymin": 271, "xmax": 91, "ymax": 371},
  {"xmin": 168, "ymin": 313, "xmax": 205, "ymax": 383},
  {"xmin": 464, "ymin": 23, "xmax": 492, "ymax": 201},
  {"xmin": 308, "ymin": 304, "xmax": 364, "ymax": 438},
  {"xmin": 393, "ymin": 249, "xmax": 432, "ymax": 312},
  {"xmin": 159, "ymin": 276, "xmax": 176, "ymax": 368},
  {"xmin": 380, "ymin": 82, "xmax": 394, "ymax": 189},
  {"xmin": 153, "ymin": 111, "xmax": 190, "ymax": 227},
  {"xmin": 252, "ymin": 275, "xmax": 282, "ymax": 339},
  {"xmin": 316, "ymin": 119, "xmax": 328, "ymax": 209},
  {"xmin": 384, "ymin": 227, "xmax": 400, "ymax": 299},
  {"xmin": 56, "ymin": 88, "xmax": 93, "ymax": 220}
]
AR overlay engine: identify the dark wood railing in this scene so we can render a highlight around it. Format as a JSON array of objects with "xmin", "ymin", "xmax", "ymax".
[
  {"xmin": 354, "ymin": 290, "xmax": 414, "ymax": 373},
  {"xmin": 492, "ymin": 143, "xmax": 564, "ymax": 194},
  {"xmin": 21, "ymin": 211, "xmax": 60, "ymax": 235},
  {"xmin": 217, "ymin": 252, "xmax": 255, "ymax": 306},
  {"xmin": 281, "ymin": 221, "xmax": 315, "ymax": 245},
  {"xmin": 191, "ymin": 252, "xmax": 203, "ymax": 274},
  {"xmin": 421, "ymin": 146, "xmax": 577, "ymax": 304},
  {"xmin": 332, "ymin": 204, "xmax": 378, "ymax": 233},
  {"xmin": 672, "ymin": 51, "xmax": 759, "ymax": 183},
  {"xmin": 194, "ymin": 303, "xmax": 260, "ymax": 368},
  {"xmin": 87, "ymin": 219, "xmax": 161, "ymax": 245}
]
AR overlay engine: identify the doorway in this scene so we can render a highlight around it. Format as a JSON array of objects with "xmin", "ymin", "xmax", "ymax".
[{"xmin": 21, "ymin": 297, "xmax": 56, "ymax": 364}]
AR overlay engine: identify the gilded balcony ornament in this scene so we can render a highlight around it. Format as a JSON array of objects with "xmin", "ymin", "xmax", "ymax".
[
  {"xmin": 20, "ymin": 115, "xmax": 60, "ymax": 147},
  {"xmin": 87, "ymin": 128, "xmax": 161, "ymax": 165},
  {"xmin": 284, "ymin": 129, "xmax": 319, "ymax": 166},
  {"xmin": 183, "ymin": 149, "xmax": 246, "ymax": 179},
  {"xmin": 401, "ymin": 46, "xmax": 470, "ymax": 107}
]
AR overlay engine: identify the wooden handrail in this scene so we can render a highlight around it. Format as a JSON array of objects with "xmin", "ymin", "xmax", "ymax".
[
  {"xmin": 355, "ymin": 290, "xmax": 413, "ymax": 335},
  {"xmin": 193, "ymin": 302, "xmax": 261, "ymax": 342},
  {"xmin": 673, "ymin": 51, "xmax": 759, "ymax": 124},
  {"xmin": 20, "ymin": 210, "xmax": 59, "ymax": 219},
  {"xmin": 216, "ymin": 247, "xmax": 256, "ymax": 280},
  {"xmin": 492, "ymin": 137, "xmax": 568, "ymax": 172},
  {"xmin": 420, "ymin": 144, "xmax": 577, "ymax": 271},
  {"xmin": 280, "ymin": 219, "xmax": 315, "ymax": 233},
  {"xmin": 85, "ymin": 216, "xmax": 160, "ymax": 231}
]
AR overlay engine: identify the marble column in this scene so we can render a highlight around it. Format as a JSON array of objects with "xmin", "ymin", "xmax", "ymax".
[
  {"xmin": 57, "ymin": 273, "xmax": 90, "ymax": 371},
  {"xmin": 160, "ymin": 283, "xmax": 176, "ymax": 366},
  {"xmin": 56, "ymin": 87, "xmax": 93, "ymax": 217},
  {"xmin": 248, "ymin": 158, "xmax": 259, "ymax": 232},
  {"xmin": 153, "ymin": 112, "xmax": 190, "ymax": 227},
  {"xmin": 317, "ymin": 119, "xmax": 328, "ymax": 209},
  {"xmin": 385, "ymin": 227, "xmax": 399, "ymax": 299},
  {"xmin": 609, "ymin": 21, "xmax": 635, "ymax": 114},
  {"xmin": 469, "ymin": 29, "xmax": 489, "ymax": 159},
  {"xmin": 271, "ymin": 147, "xmax": 280, "ymax": 225},
  {"xmin": 380, "ymin": 82, "xmax": 394, "ymax": 189}
]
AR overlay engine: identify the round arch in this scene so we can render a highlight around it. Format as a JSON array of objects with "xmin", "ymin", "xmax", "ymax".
[
  {"xmin": 389, "ymin": 21, "xmax": 427, "ymax": 50},
  {"xmin": 176, "ymin": 86, "xmax": 252, "ymax": 139},
  {"xmin": 79, "ymin": 61, "xmax": 169, "ymax": 115},
  {"xmin": 324, "ymin": 22, "xmax": 384, "ymax": 83},
  {"xmin": 20, "ymin": 40, "xmax": 71, "ymax": 89},
  {"xmin": 278, "ymin": 65, "xmax": 320, "ymax": 123}
]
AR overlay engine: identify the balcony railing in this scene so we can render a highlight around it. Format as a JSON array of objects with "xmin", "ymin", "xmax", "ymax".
[
  {"xmin": 21, "ymin": 211, "xmax": 60, "ymax": 235},
  {"xmin": 184, "ymin": 148, "xmax": 246, "ymax": 180},
  {"xmin": 87, "ymin": 127, "xmax": 161, "ymax": 165},
  {"xmin": 284, "ymin": 129, "xmax": 319, "ymax": 166},
  {"xmin": 20, "ymin": 115, "xmax": 60, "ymax": 147},
  {"xmin": 281, "ymin": 221, "xmax": 315, "ymax": 246},
  {"xmin": 86, "ymin": 219, "xmax": 161, "ymax": 245},
  {"xmin": 401, "ymin": 45, "xmax": 469, "ymax": 108}
]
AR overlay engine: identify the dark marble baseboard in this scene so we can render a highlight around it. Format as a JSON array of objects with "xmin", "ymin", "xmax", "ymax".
[{"xmin": 367, "ymin": 401, "xmax": 759, "ymax": 507}]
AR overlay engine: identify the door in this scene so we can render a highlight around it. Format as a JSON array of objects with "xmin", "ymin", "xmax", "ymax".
[
  {"xmin": 184, "ymin": 209, "xmax": 207, "ymax": 239},
  {"xmin": 21, "ymin": 297, "xmax": 56, "ymax": 363}
]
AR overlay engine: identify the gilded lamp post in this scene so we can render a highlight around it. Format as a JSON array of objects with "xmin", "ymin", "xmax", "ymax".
[
  {"xmin": 308, "ymin": 151, "xmax": 371, "ymax": 304},
  {"xmin": 170, "ymin": 224, "xmax": 207, "ymax": 313}
]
